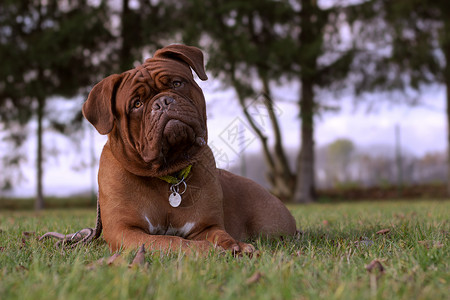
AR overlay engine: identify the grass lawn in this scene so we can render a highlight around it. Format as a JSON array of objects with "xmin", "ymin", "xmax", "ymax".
[{"xmin": 0, "ymin": 200, "xmax": 448, "ymax": 300}]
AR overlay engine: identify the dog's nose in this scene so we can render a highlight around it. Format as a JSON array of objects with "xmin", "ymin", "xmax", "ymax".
[{"xmin": 152, "ymin": 96, "xmax": 174, "ymax": 111}]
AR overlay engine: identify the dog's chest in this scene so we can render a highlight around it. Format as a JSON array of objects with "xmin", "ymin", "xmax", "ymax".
[
  {"xmin": 143, "ymin": 215, "xmax": 195, "ymax": 238},
  {"xmin": 136, "ymin": 178, "xmax": 207, "ymax": 238}
]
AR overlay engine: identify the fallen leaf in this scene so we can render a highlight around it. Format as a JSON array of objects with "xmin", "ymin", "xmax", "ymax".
[
  {"xmin": 20, "ymin": 238, "xmax": 27, "ymax": 249},
  {"xmin": 394, "ymin": 213, "xmax": 405, "ymax": 219},
  {"xmin": 366, "ymin": 259, "xmax": 385, "ymax": 292},
  {"xmin": 20, "ymin": 232, "xmax": 38, "ymax": 248},
  {"xmin": 354, "ymin": 237, "xmax": 373, "ymax": 247},
  {"xmin": 129, "ymin": 244, "xmax": 146, "ymax": 267},
  {"xmin": 246, "ymin": 271, "xmax": 263, "ymax": 285},
  {"xmin": 15, "ymin": 265, "xmax": 28, "ymax": 272},
  {"xmin": 107, "ymin": 253, "xmax": 126, "ymax": 266},
  {"xmin": 418, "ymin": 241, "xmax": 430, "ymax": 249},
  {"xmin": 86, "ymin": 257, "xmax": 106, "ymax": 270},
  {"xmin": 87, "ymin": 253, "xmax": 126, "ymax": 270},
  {"xmin": 420, "ymin": 240, "xmax": 445, "ymax": 249},
  {"xmin": 376, "ymin": 229, "xmax": 390, "ymax": 235},
  {"xmin": 22, "ymin": 231, "xmax": 36, "ymax": 238},
  {"xmin": 86, "ymin": 262, "xmax": 99, "ymax": 270},
  {"xmin": 433, "ymin": 241, "xmax": 444, "ymax": 248},
  {"xmin": 365, "ymin": 259, "xmax": 385, "ymax": 274}
]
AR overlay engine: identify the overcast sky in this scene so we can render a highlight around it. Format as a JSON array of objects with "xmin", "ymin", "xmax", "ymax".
[{"xmin": 2, "ymin": 76, "xmax": 446, "ymax": 197}]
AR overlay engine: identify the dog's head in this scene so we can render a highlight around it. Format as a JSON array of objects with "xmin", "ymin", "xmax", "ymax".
[{"xmin": 83, "ymin": 45, "xmax": 209, "ymax": 177}]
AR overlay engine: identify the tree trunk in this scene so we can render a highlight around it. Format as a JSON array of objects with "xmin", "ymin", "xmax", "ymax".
[
  {"xmin": 35, "ymin": 95, "xmax": 45, "ymax": 210},
  {"xmin": 120, "ymin": 0, "xmax": 142, "ymax": 70},
  {"xmin": 292, "ymin": 0, "xmax": 319, "ymax": 203},
  {"xmin": 120, "ymin": 0, "xmax": 132, "ymax": 70},
  {"xmin": 293, "ymin": 79, "xmax": 315, "ymax": 203}
]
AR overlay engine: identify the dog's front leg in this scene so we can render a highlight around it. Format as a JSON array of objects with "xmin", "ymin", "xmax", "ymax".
[{"xmin": 106, "ymin": 227, "xmax": 211, "ymax": 254}]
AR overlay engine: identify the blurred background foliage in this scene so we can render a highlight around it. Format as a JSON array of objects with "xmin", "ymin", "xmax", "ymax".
[{"xmin": 0, "ymin": 0, "xmax": 449, "ymax": 209}]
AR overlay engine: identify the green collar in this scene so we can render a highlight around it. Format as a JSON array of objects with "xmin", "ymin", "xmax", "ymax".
[{"xmin": 158, "ymin": 165, "xmax": 192, "ymax": 184}]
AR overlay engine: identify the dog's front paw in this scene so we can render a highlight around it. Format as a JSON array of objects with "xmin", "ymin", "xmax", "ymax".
[
  {"xmin": 237, "ymin": 242, "xmax": 256, "ymax": 254},
  {"xmin": 214, "ymin": 236, "xmax": 240, "ymax": 253},
  {"xmin": 202, "ymin": 229, "xmax": 256, "ymax": 256},
  {"xmin": 216, "ymin": 237, "xmax": 256, "ymax": 256}
]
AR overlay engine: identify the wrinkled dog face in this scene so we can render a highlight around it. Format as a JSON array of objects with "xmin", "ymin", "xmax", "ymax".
[
  {"xmin": 82, "ymin": 45, "xmax": 209, "ymax": 177},
  {"xmin": 116, "ymin": 59, "xmax": 207, "ymax": 166}
]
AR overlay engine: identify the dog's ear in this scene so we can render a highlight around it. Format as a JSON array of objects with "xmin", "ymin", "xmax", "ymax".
[
  {"xmin": 153, "ymin": 44, "xmax": 208, "ymax": 81},
  {"xmin": 82, "ymin": 74, "xmax": 123, "ymax": 135}
]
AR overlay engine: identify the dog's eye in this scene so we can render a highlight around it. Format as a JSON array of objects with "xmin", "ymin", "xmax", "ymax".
[
  {"xmin": 173, "ymin": 81, "xmax": 182, "ymax": 88},
  {"xmin": 134, "ymin": 100, "xmax": 143, "ymax": 109}
]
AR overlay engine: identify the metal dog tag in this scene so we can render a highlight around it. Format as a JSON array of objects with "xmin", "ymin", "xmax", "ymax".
[{"xmin": 169, "ymin": 192, "xmax": 182, "ymax": 207}]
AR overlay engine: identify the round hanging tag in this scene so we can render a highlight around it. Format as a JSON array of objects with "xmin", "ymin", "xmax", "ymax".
[{"xmin": 169, "ymin": 192, "xmax": 182, "ymax": 207}]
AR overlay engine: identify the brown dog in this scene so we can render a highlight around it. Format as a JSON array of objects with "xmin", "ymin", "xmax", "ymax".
[{"xmin": 43, "ymin": 45, "xmax": 296, "ymax": 254}]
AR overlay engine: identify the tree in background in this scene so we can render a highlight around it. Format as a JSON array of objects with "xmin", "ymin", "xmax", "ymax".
[
  {"xmin": 414, "ymin": 151, "xmax": 447, "ymax": 183},
  {"xmin": 323, "ymin": 139, "xmax": 355, "ymax": 186},
  {"xmin": 0, "ymin": 0, "xmax": 113, "ymax": 209},
  {"xmin": 348, "ymin": 0, "xmax": 450, "ymax": 195}
]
